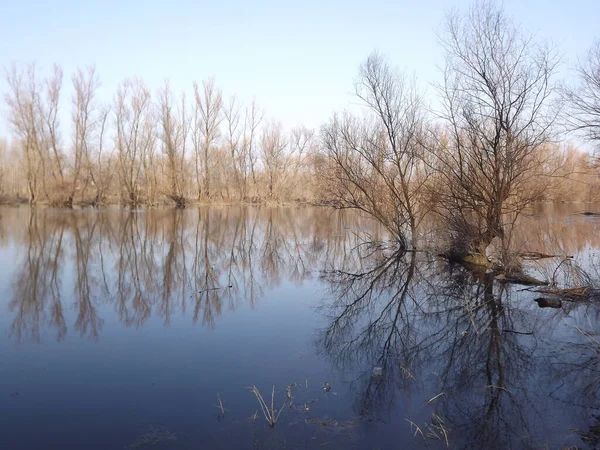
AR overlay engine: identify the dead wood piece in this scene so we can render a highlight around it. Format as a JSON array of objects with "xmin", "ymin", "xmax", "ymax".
[
  {"xmin": 495, "ymin": 272, "xmax": 547, "ymax": 286},
  {"xmin": 537, "ymin": 286, "xmax": 590, "ymax": 297}
]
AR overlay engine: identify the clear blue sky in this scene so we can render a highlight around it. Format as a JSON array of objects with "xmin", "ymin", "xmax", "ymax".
[{"xmin": 1, "ymin": 0, "xmax": 599, "ymax": 133}]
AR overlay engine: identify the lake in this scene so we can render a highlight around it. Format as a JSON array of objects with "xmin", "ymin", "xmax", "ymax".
[{"xmin": 1, "ymin": 205, "xmax": 600, "ymax": 449}]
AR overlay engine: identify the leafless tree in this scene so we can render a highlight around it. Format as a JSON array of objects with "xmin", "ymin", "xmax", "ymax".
[
  {"xmin": 85, "ymin": 104, "xmax": 113, "ymax": 206},
  {"xmin": 4, "ymin": 64, "xmax": 67, "ymax": 205},
  {"xmin": 224, "ymin": 95, "xmax": 244, "ymax": 199},
  {"xmin": 563, "ymin": 39, "xmax": 600, "ymax": 148},
  {"xmin": 158, "ymin": 82, "xmax": 188, "ymax": 208},
  {"xmin": 43, "ymin": 65, "xmax": 66, "ymax": 194},
  {"xmin": 192, "ymin": 78, "xmax": 223, "ymax": 199},
  {"xmin": 244, "ymin": 99, "xmax": 263, "ymax": 197},
  {"xmin": 434, "ymin": 0, "xmax": 560, "ymax": 257},
  {"xmin": 260, "ymin": 120, "xmax": 288, "ymax": 200},
  {"xmin": 321, "ymin": 52, "xmax": 427, "ymax": 248},
  {"xmin": 71, "ymin": 66, "xmax": 99, "ymax": 207},
  {"xmin": 0, "ymin": 139, "xmax": 8, "ymax": 196},
  {"xmin": 290, "ymin": 126, "xmax": 314, "ymax": 174},
  {"xmin": 277, "ymin": 125, "xmax": 314, "ymax": 200},
  {"xmin": 4, "ymin": 64, "xmax": 40, "ymax": 204},
  {"xmin": 114, "ymin": 78, "xmax": 155, "ymax": 207}
]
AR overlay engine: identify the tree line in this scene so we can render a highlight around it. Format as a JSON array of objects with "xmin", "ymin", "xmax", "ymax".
[
  {"xmin": 1, "ymin": 70, "xmax": 317, "ymax": 207},
  {"xmin": 1, "ymin": 1, "xmax": 599, "ymax": 262}
]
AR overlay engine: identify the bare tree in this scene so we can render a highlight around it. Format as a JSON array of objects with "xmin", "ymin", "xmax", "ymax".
[
  {"xmin": 564, "ymin": 39, "xmax": 600, "ymax": 148},
  {"xmin": 114, "ymin": 78, "xmax": 155, "ymax": 207},
  {"xmin": 223, "ymin": 95, "xmax": 243, "ymax": 199},
  {"xmin": 321, "ymin": 52, "xmax": 427, "ymax": 248},
  {"xmin": 43, "ymin": 65, "xmax": 66, "ymax": 191},
  {"xmin": 244, "ymin": 99, "xmax": 263, "ymax": 197},
  {"xmin": 71, "ymin": 66, "xmax": 100, "ymax": 207},
  {"xmin": 85, "ymin": 105, "xmax": 112, "ymax": 206},
  {"xmin": 0, "ymin": 139, "xmax": 6, "ymax": 196},
  {"xmin": 158, "ymin": 82, "xmax": 187, "ymax": 208},
  {"xmin": 4, "ymin": 64, "xmax": 42, "ymax": 204},
  {"xmin": 4, "ymin": 64, "xmax": 68, "ymax": 205},
  {"xmin": 192, "ymin": 78, "xmax": 222, "ymax": 200},
  {"xmin": 435, "ymin": 1, "xmax": 560, "ymax": 258},
  {"xmin": 290, "ymin": 126, "xmax": 314, "ymax": 175},
  {"xmin": 280, "ymin": 126, "xmax": 314, "ymax": 200},
  {"xmin": 260, "ymin": 120, "xmax": 288, "ymax": 200}
]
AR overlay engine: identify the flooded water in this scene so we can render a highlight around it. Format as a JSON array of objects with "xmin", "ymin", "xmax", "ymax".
[{"xmin": 1, "ymin": 205, "xmax": 600, "ymax": 449}]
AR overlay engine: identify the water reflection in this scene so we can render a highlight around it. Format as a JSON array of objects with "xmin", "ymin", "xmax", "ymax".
[
  {"xmin": 6, "ymin": 207, "xmax": 382, "ymax": 342},
  {"xmin": 10, "ymin": 213, "xmax": 68, "ymax": 342},
  {"xmin": 3, "ymin": 205, "xmax": 600, "ymax": 449},
  {"xmin": 318, "ymin": 248, "xmax": 600, "ymax": 449},
  {"xmin": 318, "ymin": 249, "xmax": 419, "ymax": 420}
]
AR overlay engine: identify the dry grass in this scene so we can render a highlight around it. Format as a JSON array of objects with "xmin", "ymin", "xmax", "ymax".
[
  {"xmin": 248, "ymin": 385, "xmax": 287, "ymax": 427},
  {"xmin": 406, "ymin": 413, "xmax": 450, "ymax": 448},
  {"xmin": 215, "ymin": 393, "xmax": 228, "ymax": 417}
]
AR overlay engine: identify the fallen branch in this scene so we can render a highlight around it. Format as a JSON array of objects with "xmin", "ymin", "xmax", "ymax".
[
  {"xmin": 495, "ymin": 272, "xmax": 547, "ymax": 286},
  {"xmin": 537, "ymin": 286, "xmax": 590, "ymax": 296},
  {"xmin": 502, "ymin": 329, "xmax": 534, "ymax": 335},
  {"xmin": 519, "ymin": 251, "xmax": 572, "ymax": 260}
]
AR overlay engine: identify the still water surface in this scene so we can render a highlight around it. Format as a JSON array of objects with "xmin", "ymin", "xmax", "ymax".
[{"xmin": 1, "ymin": 205, "xmax": 600, "ymax": 449}]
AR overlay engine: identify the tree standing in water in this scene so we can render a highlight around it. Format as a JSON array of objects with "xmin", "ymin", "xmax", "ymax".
[{"xmin": 434, "ymin": 0, "xmax": 560, "ymax": 258}]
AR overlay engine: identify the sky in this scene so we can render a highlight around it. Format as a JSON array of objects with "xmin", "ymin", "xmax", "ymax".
[{"xmin": 1, "ymin": 0, "xmax": 599, "ymax": 136}]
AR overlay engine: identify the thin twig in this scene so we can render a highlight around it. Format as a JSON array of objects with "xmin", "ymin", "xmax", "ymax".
[
  {"xmin": 249, "ymin": 385, "xmax": 286, "ymax": 427},
  {"xmin": 405, "ymin": 419, "xmax": 425, "ymax": 438},
  {"xmin": 427, "ymin": 392, "xmax": 445, "ymax": 403},
  {"xmin": 215, "ymin": 393, "xmax": 227, "ymax": 416}
]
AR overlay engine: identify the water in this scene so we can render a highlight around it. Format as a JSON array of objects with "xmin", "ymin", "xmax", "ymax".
[{"xmin": 0, "ymin": 205, "xmax": 600, "ymax": 449}]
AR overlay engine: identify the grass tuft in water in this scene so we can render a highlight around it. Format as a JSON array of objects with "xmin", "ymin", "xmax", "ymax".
[{"xmin": 248, "ymin": 385, "xmax": 287, "ymax": 427}]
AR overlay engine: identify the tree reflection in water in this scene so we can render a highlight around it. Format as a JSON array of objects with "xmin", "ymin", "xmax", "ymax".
[
  {"xmin": 318, "ymin": 246, "xmax": 600, "ymax": 449},
  {"xmin": 6, "ymin": 207, "xmax": 378, "ymax": 341},
  {"xmin": 4, "ymin": 206, "xmax": 600, "ymax": 449}
]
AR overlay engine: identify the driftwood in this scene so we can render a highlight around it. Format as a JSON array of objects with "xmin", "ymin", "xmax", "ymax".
[
  {"xmin": 533, "ymin": 286, "xmax": 600, "ymax": 303},
  {"xmin": 537, "ymin": 286, "xmax": 590, "ymax": 297},
  {"xmin": 503, "ymin": 329, "xmax": 534, "ymax": 335},
  {"xmin": 519, "ymin": 251, "xmax": 572, "ymax": 260},
  {"xmin": 495, "ymin": 272, "xmax": 547, "ymax": 286}
]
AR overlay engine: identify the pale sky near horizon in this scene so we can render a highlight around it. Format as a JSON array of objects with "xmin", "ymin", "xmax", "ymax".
[{"xmin": 1, "ymin": 0, "xmax": 599, "ymax": 138}]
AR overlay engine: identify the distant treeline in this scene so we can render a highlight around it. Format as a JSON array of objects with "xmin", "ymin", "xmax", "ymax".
[
  {"xmin": 0, "ymin": 70, "xmax": 596, "ymax": 209},
  {"xmin": 0, "ymin": 71, "xmax": 322, "ymax": 207}
]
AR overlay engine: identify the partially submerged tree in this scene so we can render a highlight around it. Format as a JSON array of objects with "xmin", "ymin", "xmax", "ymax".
[
  {"xmin": 223, "ymin": 95, "xmax": 244, "ymax": 200},
  {"xmin": 4, "ymin": 64, "xmax": 70, "ymax": 206},
  {"xmin": 114, "ymin": 78, "xmax": 155, "ymax": 208},
  {"xmin": 321, "ymin": 52, "xmax": 427, "ymax": 249},
  {"xmin": 4, "ymin": 64, "xmax": 42, "ymax": 204},
  {"xmin": 243, "ymin": 99, "xmax": 264, "ymax": 197},
  {"xmin": 434, "ymin": 0, "xmax": 560, "ymax": 259},
  {"xmin": 85, "ymin": 104, "xmax": 112, "ymax": 206},
  {"xmin": 71, "ymin": 66, "xmax": 100, "ymax": 207},
  {"xmin": 192, "ymin": 78, "xmax": 223, "ymax": 200},
  {"xmin": 260, "ymin": 120, "xmax": 288, "ymax": 200},
  {"xmin": 158, "ymin": 82, "xmax": 188, "ymax": 208}
]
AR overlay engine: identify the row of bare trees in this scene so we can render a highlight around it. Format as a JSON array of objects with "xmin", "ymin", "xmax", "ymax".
[
  {"xmin": 319, "ymin": 1, "xmax": 600, "ymax": 260},
  {"xmin": 2, "ymin": 69, "xmax": 317, "ymax": 207},
  {"xmin": 2, "ymin": 1, "xmax": 600, "ymax": 259}
]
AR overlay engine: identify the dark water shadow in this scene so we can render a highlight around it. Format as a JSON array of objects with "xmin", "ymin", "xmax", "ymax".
[{"xmin": 317, "ymin": 248, "xmax": 600, "ymax": 449}]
